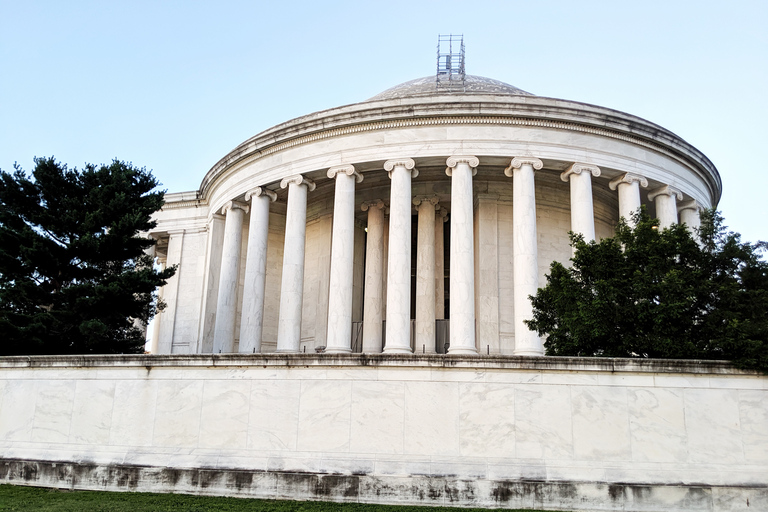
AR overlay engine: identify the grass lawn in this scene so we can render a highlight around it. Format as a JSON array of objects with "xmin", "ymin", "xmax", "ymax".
[{"xmin": 0, "ymin": 485, "xmax": 552, "ymax": 512}]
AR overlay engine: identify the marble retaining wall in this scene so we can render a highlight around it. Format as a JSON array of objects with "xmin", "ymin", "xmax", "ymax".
[{"xmin": 1, "ymin": 354, "xmax": 766, "ymax": 511}]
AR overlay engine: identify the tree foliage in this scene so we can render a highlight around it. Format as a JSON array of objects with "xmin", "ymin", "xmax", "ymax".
[
  {"xmin": 0, "ymin": 157, "xmax": 175, "ymax": 355},
  {"xmin": 526, "ymin": 209, "xmax": 768, "ymax": 373}
]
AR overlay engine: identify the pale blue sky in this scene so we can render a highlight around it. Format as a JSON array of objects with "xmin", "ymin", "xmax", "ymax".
[{"xmin": 1, "ymin": 0, "xmax": 766, "ymax": 243}]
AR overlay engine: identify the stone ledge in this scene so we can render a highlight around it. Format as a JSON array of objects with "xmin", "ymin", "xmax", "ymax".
[
  {"xmin": 0, "ymin": 353, "xmax": 759, "ymax": 376},
  {"xmin": 1, "ymin": 458, "xmax": 765, "ymax": 511}
]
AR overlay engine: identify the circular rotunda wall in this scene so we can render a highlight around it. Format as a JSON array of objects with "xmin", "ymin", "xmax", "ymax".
[{"xmin": 152, "ymin": 74, "xmax": 721, "ymax": 356}]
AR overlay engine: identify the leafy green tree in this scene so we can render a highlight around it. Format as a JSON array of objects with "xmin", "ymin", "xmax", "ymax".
[
  {"xmin": 526, "ymin": 209, "xmax": 768, "ymax": 373},
  {"xmin": 0, "ymin": 157, "xmax": 175, "ymax": 355}
]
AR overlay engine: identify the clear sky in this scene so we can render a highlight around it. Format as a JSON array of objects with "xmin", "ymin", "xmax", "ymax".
[{"xmin": 1, "ymin": 0, "xmax": 766, "ymax": 243}]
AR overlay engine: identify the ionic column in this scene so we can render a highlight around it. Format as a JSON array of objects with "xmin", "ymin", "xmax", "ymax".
[
  {"xmin": 561, "ymin": 163, "xmax": 601, "ymax": 243},
  {"xmin": 326, "ymin": 165, "xmax": 363, "ymax": 354},
  {"xmin": 361, "ymin": 200, "xmax": 387, "ymax": 353},
  {"xmin": 609, "ymin": 173, "xmax": 648, "ymax": 227},
  {"xmin": 413, "ymin": 195, "xmax": 439, "ymax": 354},
  {"xmin": 213, "ymin": 201, "xmax": 249, "ymax": 353},
  {"xmin": 505, "ymin": 157, "xmax": 543, "ymax": 356},
  {"xmin": 678, "ymin": 200, "xmax": 702, "ymax": 235},
  {"xmin": 435, "ymin": 207, "xmax": 448, "ymax": 319},
  {"xmin": 383, "ymin": 158, "xmax": 418, "ymax": 354},
  {"xmin": 276, "ymin": 174, "xmax": 316, "ymax": 353},
  {"xmin": 239, "ymin": 187, "xmax": 277, "ymax": 354},
  {"xmin": 446, "ymin": 156, "xmax": 479, "ymax": 355},
  {"xmin": 649, "ymin": 185, "xmax": 683, "ymax": 230}
]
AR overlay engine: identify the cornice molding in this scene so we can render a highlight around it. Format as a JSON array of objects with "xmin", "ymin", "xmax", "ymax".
[{"xmin": 198, "ymin": 115, "xmax": 720, "ymax": 205}]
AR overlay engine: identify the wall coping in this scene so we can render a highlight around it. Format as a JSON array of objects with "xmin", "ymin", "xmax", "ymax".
[{"xmin": 0, "ymin": 353, "xmax": 760, "ymax": 376}]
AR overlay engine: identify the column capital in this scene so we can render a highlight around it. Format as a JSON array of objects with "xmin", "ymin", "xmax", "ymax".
[
  {"xmin": 221, "ymin": 201, "xmax": 249, "ymax": 216},
  {"xmin": 361, "ymin": 199, "xmax": 387, "ymax": 212},
  {"xmin": 327, "ymin": 164, "xmax": 363, "ymax": 183},
  {"xmin": 445, "ymin": 155, "xmax": 479, "ymax": 176},
  {"xmin": 609, "ymin": 172, "xmax": 648, "ymax": 190},
  {"xmin": 413, "ymin": 195, "xmax": 439, "ymax": 210},
  {"xmin": 437, "ymin": 206, "xmax": 449, "ymax": 222},
  {"xmin": 648, "ymin": 185, "xmax": 683, "ymax": 202},
  {"xmin": 384, "ymin": 158, "xmax": 418, "ymax": 179},
  {"xmin": 677, "ymin": 199, "xmax": 701, "ymax": 213},
  {"xmin": 280, "ymin": 174, "xmax": 316, "ymax": 191},
  {"xmin": 561, "ymin": 163, "xmax": 601, "ymax": 182},
  {"xmin": 504, "ymin": 157, "xmax": 543, "ymax": 177},
  {"xmin": 244, "ymin": 187, "xmax": 277, "ymax": 203}
]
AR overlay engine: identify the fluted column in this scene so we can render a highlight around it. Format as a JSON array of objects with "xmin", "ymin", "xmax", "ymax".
[
  {"xmin": 446, "ymin": 156, "xmax": 478, "ymax": 355},
  {"xmin": 326, "ymin": 165, "xmax": 363, "ymax": 354},
  {"xmin": 413, "ymin": 195, "xmax": 439, "ymax": 354},
  {"xmin": 361, "ymin": 200, "xmax": 387, "ymax": 353},
  {"xmin": 383, "ymin": 158, "xmax": 418, "ymax": 354},
  {"xmin": 609, "ymin": 173, "xmax": 648, "ymax": 227},
  {"xmin": 505, "ymin": 157, "xmax": 543, "ymax": 356},
  {"xmin": 561, "ymin": 163, "xmax": 601, "ymax": 243},
  {"xmin": 678, "ymin": 200, "xmax": 702, "ymax": 235},
  {"xmin": 239, "ymin": 187, "xmax": 277, "ymax": 354},
  {"xmin": 649, "ymin": 185, "xmax": 683, "ymax": 230},
  {"xmin": 276, "ymin": 174, "xmax": 315, "ymax": 353},
  {"xmin": 213, "ymin": 201, "xmax": 249, "ymax": 353},
  {"xmin": 435, "ymin": 207, "xmax": 448, "ymax": 319}
]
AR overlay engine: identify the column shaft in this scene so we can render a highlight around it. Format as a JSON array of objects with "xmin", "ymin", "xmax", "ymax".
[
  {"xmin": 213, "ymin": 202, "xmax": 248, "ymax": 353},
  {"xmin": 562, "ymin": 164, "xmax": 600, "ymax": 243},
  {"xmin": 447, "ymin": 156, "xmax": 478, "ymax": 355},
  {"xmin": 649, "ymin": 186, "xmax": 682, "ymax": 230},
  {"xmin": 361, "ymin": 201, "xmax": 386, "ymax": 353},
  {"xmin": 434, "ymin": 208, "xmax": 447, "ymax": 319},
  {"xmin": 239, "ymin": 188, "xmax": 275, "ymax": 354},
  {"xmin": 276, "ymin": 175, "xmax": 315, "ymax": 353},
  {"xmin": 506, "ymin": 157, "xmax": 543, "ymax": 356},
  {"xmin": 383, "ymin": 159, "xmax": 417, "ymax": 353},
  {"xmin": 326, "ymin": 166, "xmax": 362, "ymax": 354},
  {"xmin": 414, "ymin": 196, "xmax": 438, "ymax": 354},
  {"xmin": 679, "ymin": 200, "xmax": 702, "ymax": 236},
  {"xmin": 609, "ymin": 173, "xmax": 648, "ymax": 228}
]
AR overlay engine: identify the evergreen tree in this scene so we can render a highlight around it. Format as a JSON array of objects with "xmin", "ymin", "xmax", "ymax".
[
  {"xmin": 526, "ymin": 209, "xmax": 768, "ymax": 373},
  {"xmin": 0, "ymin": 157, "xmax": 175, "ymax": 355}
]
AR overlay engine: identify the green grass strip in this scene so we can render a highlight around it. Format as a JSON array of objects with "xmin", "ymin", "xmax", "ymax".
[
  {"xmin": 0, "ymin": 484, "xmax": 549, "ymax": 512},
  {"xmin": 0, "ymin": 485, "xmax": 542, "ymax": 512}
]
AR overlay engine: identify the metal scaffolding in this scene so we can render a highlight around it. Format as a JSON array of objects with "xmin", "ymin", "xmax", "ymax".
[{"xmin": 436, "ymin": 34, "xmax": 465, "ymax": 92}]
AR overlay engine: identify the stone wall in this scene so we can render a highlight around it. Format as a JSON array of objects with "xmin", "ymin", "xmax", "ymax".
[{"xmin": 0, "ymin": 354, "xmax": 765, "ymax": 511}]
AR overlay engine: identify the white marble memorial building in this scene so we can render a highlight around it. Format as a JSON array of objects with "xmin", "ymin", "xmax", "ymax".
[
  {"xmin": 3, "ymin": 74, "xmax": 766, "ymax": 512},
  {"xmin": 148, "ymin": 75, "xmax": 719, "ymax": 357}
]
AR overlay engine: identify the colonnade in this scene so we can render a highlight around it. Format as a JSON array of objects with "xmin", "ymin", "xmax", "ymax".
[{"xmin": 207, "ymin": 156, "xmax": 701, "ymax": 356}]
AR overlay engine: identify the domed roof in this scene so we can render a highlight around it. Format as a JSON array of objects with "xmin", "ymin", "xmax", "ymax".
[{"xmin": 367, "ymin": 75, "xmax": 534, "ymax": 101}]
